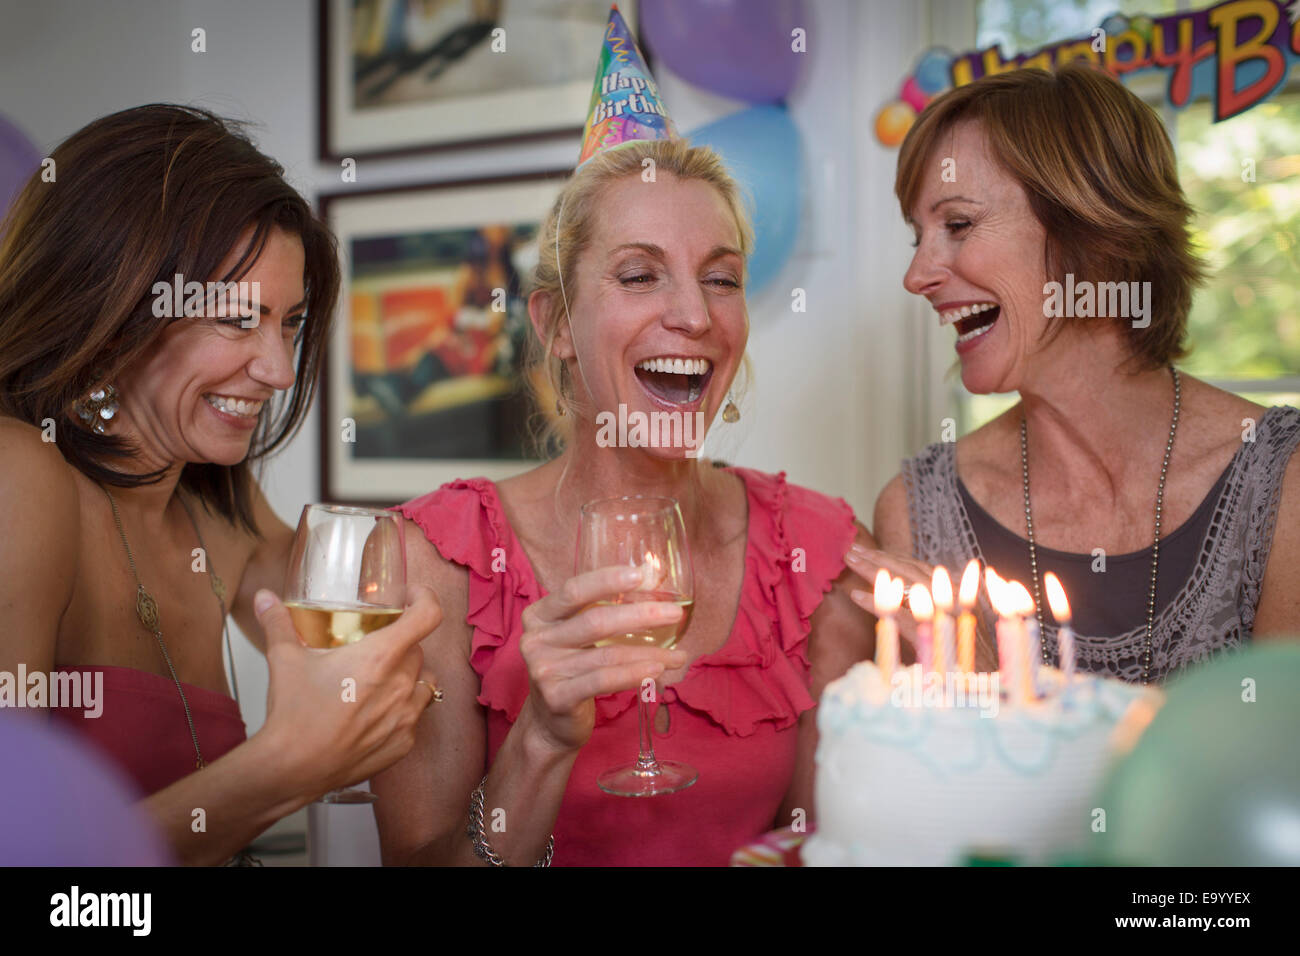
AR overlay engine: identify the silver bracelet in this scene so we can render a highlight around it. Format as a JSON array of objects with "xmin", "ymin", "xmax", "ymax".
[{"xmin": 467, "ymin": 775, "xmax": 554, "ymax": 867}]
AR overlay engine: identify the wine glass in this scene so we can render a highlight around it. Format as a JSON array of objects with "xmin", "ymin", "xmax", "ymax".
[
  {"xmin": 285, "ymin": 504, "xmax": 406, "ymax": 804},
  {"xmin": 577, "ymin": 496, "xmax": 697, "ymax": 797}
]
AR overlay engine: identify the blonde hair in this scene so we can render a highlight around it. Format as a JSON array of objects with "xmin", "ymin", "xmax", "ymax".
[{"xmin": 526, "ymin": 138, "xmax": 755, "ymax": 457}]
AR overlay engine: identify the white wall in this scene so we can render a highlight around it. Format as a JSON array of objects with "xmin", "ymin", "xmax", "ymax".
[{"xmin": 0, "ymin": 0, "xmax": 959, "ymax": 849}]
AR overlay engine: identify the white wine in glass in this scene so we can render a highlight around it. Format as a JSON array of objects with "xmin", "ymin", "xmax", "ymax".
[
  {"xmin": 577, "ymin": 496, "xmax": 697, "ymax": 797},
  {"xmin": 285, "ymin": 504, "xmax": 406, "ymax": 804},
  {"xmin": 285, "ymin": 602, "xmax": 404, "ymax": 648},
  {"xmin": 589, "ymin": 590, "xmax": 695, "ymax": 648}
]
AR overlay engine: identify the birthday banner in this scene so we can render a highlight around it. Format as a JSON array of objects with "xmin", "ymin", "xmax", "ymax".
[{"xmin": 875, "ymin": 0, "xmax": 1300, "ymax": 146}]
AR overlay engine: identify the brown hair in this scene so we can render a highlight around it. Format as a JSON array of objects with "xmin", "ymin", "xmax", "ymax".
[
  {"xmin": 895, "ymin": 64, "xmax": 1205, "ymax": 369},
  {"xmin": 0, "ymin": 104, "xmax": 339, "ymax": 534},
  {"xmin": 526, "ymin": 138, "xmax": 754, "ymax": 456}
]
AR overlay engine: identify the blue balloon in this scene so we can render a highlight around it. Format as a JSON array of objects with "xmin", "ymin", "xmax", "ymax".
[
  {"xmin": 688, "ymin": 106, "xmax": 801, "ymax": 295},
  {"xmin": 914, "ymin": 47, "xmax": 953, "ymax": 95}
]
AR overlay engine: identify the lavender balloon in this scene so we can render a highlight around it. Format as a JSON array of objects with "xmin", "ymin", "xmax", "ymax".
[
  {"xmin": 0, "ymin": 114, "xmax": 41, "ymax": 219},
  {"xmin": 641, "ymin": 0, "xmax": 806, "ymax": 103},
  {"xmin": 0, "ymin": 713, "xmax": 172, "ymax": 865}
]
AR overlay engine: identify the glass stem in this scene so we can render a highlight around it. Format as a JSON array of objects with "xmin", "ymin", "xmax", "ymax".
[{"xmin": 636, "ymin": 691, "xmax": 659, "ymax": 774}]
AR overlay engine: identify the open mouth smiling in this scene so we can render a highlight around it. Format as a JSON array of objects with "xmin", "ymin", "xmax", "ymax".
[
  {"xmin": 633, "ymin": 356, "xmax": 713, "ymax": 405},
  {"xmin": 938, "ymin": 302, "xmax": 1001, "ymax": 345}
]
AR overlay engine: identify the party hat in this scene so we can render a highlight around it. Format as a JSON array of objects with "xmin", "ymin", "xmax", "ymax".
[{"xmin": 577, "ymin": 5, "xmax": 678, "ymax": 167}]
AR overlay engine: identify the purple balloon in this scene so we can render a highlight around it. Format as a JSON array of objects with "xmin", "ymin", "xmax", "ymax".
[
  {"xmin": 0, "ymin": 114, "xmax": 41, "ymax": 220},
  {"xmin": 0, "ymin": 713, "xmax": 172, "ymax": 865},
  {"xmin": 641, "ymin": 0, "xmax": 806, "ymax": 103}
]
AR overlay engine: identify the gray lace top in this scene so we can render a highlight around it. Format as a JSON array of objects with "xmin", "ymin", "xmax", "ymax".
[{"xmin": 901, "ymin": 405, "xmax": 1300, "ymax": 684}]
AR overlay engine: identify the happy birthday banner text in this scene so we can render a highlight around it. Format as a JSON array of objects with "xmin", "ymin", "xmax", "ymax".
[{"xmin": 875, "ymin": 0, "xmax": 1300, "ymax": 147}]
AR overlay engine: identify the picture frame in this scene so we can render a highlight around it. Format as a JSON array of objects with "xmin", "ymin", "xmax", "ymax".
[
  {"xmin": 319, "ymin": 0, "xmax": 640, "ymax": 160},
  {"xmin": 318, "ymin": 170, "xmax": 568, "ymax": 505}
]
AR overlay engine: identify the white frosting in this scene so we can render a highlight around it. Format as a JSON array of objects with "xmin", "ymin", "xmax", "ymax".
[{"xmin": 802, "ymin": 662, "xmax": 1157, "ymax": 866}]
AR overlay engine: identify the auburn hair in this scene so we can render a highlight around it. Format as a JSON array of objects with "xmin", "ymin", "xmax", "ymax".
[{"xmin": 895, "ymin": 64, "xmax": 1205, "ymax": 368}]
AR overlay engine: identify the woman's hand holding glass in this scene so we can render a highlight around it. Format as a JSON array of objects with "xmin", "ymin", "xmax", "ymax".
[
  {"xmin": 518, "ymin": 564, "xmax": 687, "ymax": 756},
  {"xmin": 258, "ymin": 505, "xmax": 442, "ymax": 804},
  {"xmin": 253, "ymin": 584, "xmax": 442, "ymax": 803}
]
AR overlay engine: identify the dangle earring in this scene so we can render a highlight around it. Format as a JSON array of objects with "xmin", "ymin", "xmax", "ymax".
[
  {"xmin": 555, "ymin": 397, "xmax": 567, "ymax": 417},
  {"xmin": 722, "ymin": 391, "xmax": 740, "ymax": 423},
  {"xmin": 76, "ymin": 384, "xmax": 120, "ymax": 434}
]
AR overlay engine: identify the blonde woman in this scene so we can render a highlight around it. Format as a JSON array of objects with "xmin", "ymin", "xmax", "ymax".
[{"xmin": 372, "ymin": 139, "xmax": 875, "ymax": 866}]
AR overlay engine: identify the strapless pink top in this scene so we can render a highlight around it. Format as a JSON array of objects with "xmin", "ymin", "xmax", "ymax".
[
  {"xmin": 49, "ymin": 665, "xmax": 247, "ymax": 796},
  {"xmin": 398, "ymin": 466, "xmax": 856, "ymax": 866}
]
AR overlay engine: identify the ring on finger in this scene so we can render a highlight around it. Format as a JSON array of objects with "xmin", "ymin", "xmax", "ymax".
[{"xmin": 417, "ymin": 680, "xmax": 444, "ymax": 704}]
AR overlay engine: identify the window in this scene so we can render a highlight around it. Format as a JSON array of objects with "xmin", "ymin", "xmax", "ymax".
[{"xmin": 957, "ymin": 0, "xmax": 1300, "ymax": 432}]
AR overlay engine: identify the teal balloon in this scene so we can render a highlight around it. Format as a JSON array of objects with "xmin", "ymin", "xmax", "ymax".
[
  {"xmin": 1099, "ymin": 14, "xmax": 1128, "ymax": 37},
  {"xmin": 1090, "ymin": 643, "xmax": 1300, "ymax": 865},
  {"xmin": 688, "ymin": 105, "xmax": 801, "ymax": 295}
]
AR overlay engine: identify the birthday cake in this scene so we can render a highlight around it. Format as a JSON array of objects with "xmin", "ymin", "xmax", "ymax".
[{"xmin": 801, "ymin": 661, "xmax": 1158, "ymax": 866}]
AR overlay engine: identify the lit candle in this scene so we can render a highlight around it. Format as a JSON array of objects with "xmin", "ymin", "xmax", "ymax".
[
  {"xmin": 873, "ymin": 569, "xmax": 901, "ymax": 682},
  {"xmin": 1005, "ymin": 581, "xmax": 1037, "ymax": 705},
  {"xmin": 1014, "ymin": 581, "xmax": 1042, "ymax": 698},
  {"xmin": 910, "ymin": 583, "xmax": 934, "ymax": 673},
  {"xmin": 1044, "ymin": 572, "xmax": 1075, "ymax": 686},
  {"xmin": 931, "ymin": 567, "xmax": 954, "ymax": 675},
  {"xmin": 957, "ymin": 559, "xmax": 980, "ymax": 674},
  {"xmin": 986, "ymin": 570, "xmax": 1017, "ymax": 695}
]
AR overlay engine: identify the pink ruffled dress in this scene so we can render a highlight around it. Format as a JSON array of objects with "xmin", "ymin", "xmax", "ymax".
[{"xmin": 398, "ymin": 466, "xmax": 855, "ymax": 866}]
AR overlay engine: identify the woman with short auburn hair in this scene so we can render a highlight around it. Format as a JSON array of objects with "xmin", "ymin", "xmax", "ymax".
[
  {"xmin": 0, "ymin": 104, "xmax": 442, "ymax": 864},
  {"xmin": 846, "ymin": 65, "xmax": 1300, "ymax": 683}
]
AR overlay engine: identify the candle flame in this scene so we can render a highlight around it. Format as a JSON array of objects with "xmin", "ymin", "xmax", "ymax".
[
  {"xmin": 909, "ymin": 582, "xmax": 934, "ymax": 620},
  {"xmin": 1044, "ymin": 572, "xmax": 1071, "ymax": 624},
  {"xmin": 984, "ymin": 567, "xmax": 1004, "ymax": 610},
  {"xmin": 931, "ymin": 567, "xmax": 953, "ymax": 611},
  {"xmin": 1006, "ymin": 580, "xmax": 1034, "ymax": 617},
  {"xmin": 958, "ymin": 558, "xmax": 980, "ymax": 608},
  {"xmin": 874, "ymin": 569, "xmax": 901, "ymax": 615},
  {"xmin": 986, "ymin": 572, "xmax": 1014, "ymax": 617}
]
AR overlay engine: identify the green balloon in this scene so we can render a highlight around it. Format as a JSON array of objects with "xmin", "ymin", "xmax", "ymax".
[
  {"xmin": 1090, "ymin": 643, "xmax": 1300, "ymax": 865},
  {"xmin": 1128, "ymin": 14, "xmax": 1154, "ymax": 42}
]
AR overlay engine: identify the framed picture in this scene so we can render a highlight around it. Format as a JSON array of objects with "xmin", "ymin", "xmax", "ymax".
[
  {"xmin": 319, "ymin": 0, "xmax": 640, "ymax": 159},
  {"xmin": 319, "ymin": 170, "xmax": 567, "ymax": 505}
]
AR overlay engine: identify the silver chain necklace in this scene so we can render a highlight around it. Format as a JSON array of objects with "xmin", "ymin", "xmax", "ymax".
[{"xmin": 1020, "ymin": 365, "xmax": 1180, "ymax": 686}]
